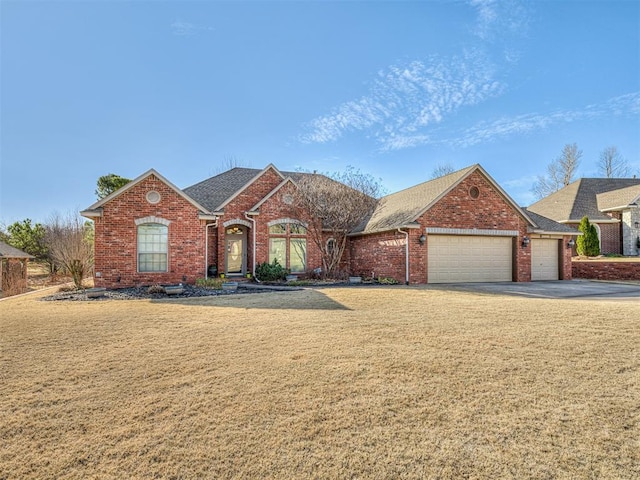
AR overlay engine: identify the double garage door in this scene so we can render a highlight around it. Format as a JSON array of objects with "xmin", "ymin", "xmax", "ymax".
[
  {"xmin": 428, "ymin": 235, "xmax": 513, "ymax": 283},
  {"xmin": 427, "ymin": 235, "xmax": 560, "ymax": 283}
]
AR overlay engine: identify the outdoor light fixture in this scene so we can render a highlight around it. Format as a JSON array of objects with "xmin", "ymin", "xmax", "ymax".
[
  {"xmin": 419, "ymin": 234, "xmax": 426, "ymax": 245},
  {"xmin": 567, "ymin": 239, "xmax": 575, "ymax": 248},
  {"xmin": 635, "ymin": 221, "xmax": 640, "ymax": 229},
  {"xmin": 521, "ymin": 236, "xmax": 530, "ymax": 248}
]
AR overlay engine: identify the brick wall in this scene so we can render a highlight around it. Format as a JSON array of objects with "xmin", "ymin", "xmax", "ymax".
[
  {"xmin": 567, "ymin": 219, "xmax": 621, "ymax": 255},
  {"xmin": 212, "ymin": 168, "xmax": 285, "ymax": 275},
  {"xmin": 349, "ymin": 230, "xmax": 416, "ymax": 283},
  {"xmin": 252, "ymin": 181, "xmax": 323, "ymax": 274},
  {"xmin": 600, "ymin": 216, "xmax": 621, "ymax": 254},
  {"xmin": 420, "ymin": 171, "xmax": 531, "ymax": 283},
  {"xmin": 572, "ymin": 261, "xmax": 640, "ymax": 280},
  {"xmin": 560, "ymin": 235, "xmax": 573, "ymax": 280},
  {"xmin": 349, "ymin": 171, "xmax": 533, "ymax": 284},
  {"xmin": 206, "ymin": 170, "xmax": 325, "ymax": 276},
  {"xmin": 94, "ymin": 174, "xmax": 205, "ymax": 288}
]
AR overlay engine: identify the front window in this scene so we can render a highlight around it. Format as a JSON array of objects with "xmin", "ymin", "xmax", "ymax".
[
  {"xmin": 268, "ymin": 222, "xmax": 307, "ymax": 273},
  {"xmin": 138, "ymin": 223, "xmax": 168, "ymax": 272}
]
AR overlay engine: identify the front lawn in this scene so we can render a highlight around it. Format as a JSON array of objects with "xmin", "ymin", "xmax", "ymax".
[{"xmin": 1, "ymin": 287, "xmax": 638, "ymax": 479}]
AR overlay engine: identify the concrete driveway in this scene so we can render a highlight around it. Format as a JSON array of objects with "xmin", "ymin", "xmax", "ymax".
[{"xmin": 430, "ymin": 279, "xmax": 640, "ymax": 300}]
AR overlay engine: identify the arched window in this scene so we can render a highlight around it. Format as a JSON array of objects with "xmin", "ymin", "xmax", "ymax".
[
  {"xmin": 268, "ymin": 222, "xmax": 307, "ymax": 273},
  {"xmin": 138, "ymin": 223, "xmax": 168, "ymax": 272}
]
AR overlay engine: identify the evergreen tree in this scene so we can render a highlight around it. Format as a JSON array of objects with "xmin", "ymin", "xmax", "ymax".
[
  {"xmin": 576, "ymin": 216, "xmax": 600, "ymax": 256},
  {"xmin": 96, "ymin": 174, "xmax": 131, "ymax": 199}
]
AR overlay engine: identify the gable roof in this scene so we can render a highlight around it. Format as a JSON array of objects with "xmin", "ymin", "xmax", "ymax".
[
  {"xmin": 522, "ymin": 209, "xmax": 580, "ymax": 235},
  {"xmin": 596, "ymin": 184, "xmax": 640, "ymax": 211},
  {"xmin": 81, "ymin": 169, "xmax": 213, "ymax": 218},
  {"xmin": 249, "ymin": 177, "xmax": 297, "ymax": 212},
  {"xmin": 183, "ymin": 165, "xmax": 318, "ymax": 213},
  {"xmin": 183, "ymin": 168, "xmax": 264, "ymax": 213},
  {"xmin": 0, "ymin": 241, "xmax": 34, "ymax": 259},
  {"xmin": 528, "ymin": 178, "xmax": 640, "ymax": 222},
  {"xmin": 355, "ymin": 164, "xmax": 536, "ymax": 234}
]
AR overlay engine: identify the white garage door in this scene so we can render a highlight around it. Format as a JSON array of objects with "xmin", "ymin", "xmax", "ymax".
[
  {"xmin": 531, "ymin": 238, "xmax": 559, "ymax": 281},
  {"xmin": 428, "ymin": 235, "xmax": 513, "ymax": 283}
]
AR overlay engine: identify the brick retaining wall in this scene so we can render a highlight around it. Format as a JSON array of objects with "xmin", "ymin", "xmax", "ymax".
[{"xmin": 572, "ymin": 261, "xmax": 640, "ymax": 281}]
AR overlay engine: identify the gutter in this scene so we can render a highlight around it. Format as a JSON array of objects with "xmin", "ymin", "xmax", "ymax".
[
  {"xmin": 397, "ymin": 228, "xmax": 409, "ymax": 285},
  {"xmin": 245, "ymin": 212, "xmax": 258, "ymax": 277},
  {"xmin": 205, "ymin": 218, "xmax": 218, "ymax": 278}
]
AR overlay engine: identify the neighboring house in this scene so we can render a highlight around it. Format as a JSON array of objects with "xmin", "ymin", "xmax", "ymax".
[
  {"xmin": 81, "ymin": 163, "xmax": 578, "ymax": 288},
  {"xmin": 528, "ymin": 178, "xmax": 640, "ymax": 255},
  {"xmin": 0, "ymin": 241, "xmax": 34, "ymax": 296}
]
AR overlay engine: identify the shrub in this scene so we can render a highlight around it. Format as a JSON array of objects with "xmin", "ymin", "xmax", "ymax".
[
  {"xmin": 195, "ymin": 277, "xmax": 224, "ymax": 289},
  {"xmin": 255, "ymin": 259, "xmax": 287, "ymax": 282},
  {"xmin": 147, "ymin": 284, "xmax": 166, "ymax": 294},
  {"xmin": 576, "ymin": 216, "xmax": 600, "ymax": 257},
  {"xmin": 376, "ymin": 276, "xmax": 399, "ymax": 285}
]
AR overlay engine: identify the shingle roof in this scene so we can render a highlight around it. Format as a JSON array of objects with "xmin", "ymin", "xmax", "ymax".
[
  {"xmin": 354, "ymin": 164, "xmax": 530, "ymax": 234},
  {"xmin": 0, "ymin": 241, "xmax": 34, "ymax": 259},
  {"xmin": 183, "ymin": 166, "xmax": 308, "ymax": 212},
  {"xmin": 528, "ymin": 178, "xmax": 640, "ymax": 222},
  {"xmin": 596, "ymin": 184, "xmax": 640, "ymax": 211},
  {"xmin": 522, "ymin": 209, "xmax": 580, "ymax": 234},
  {"xmin": 81, "ymin": 169, "xmax": 212, "ymax": 217}
]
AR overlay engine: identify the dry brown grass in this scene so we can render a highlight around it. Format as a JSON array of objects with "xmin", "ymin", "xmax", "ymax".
[{"xmin": 1, "ymin": 287, "xmax": 638, "ymax": 479}]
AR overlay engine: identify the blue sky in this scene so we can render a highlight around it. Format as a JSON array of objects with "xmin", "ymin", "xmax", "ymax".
[{"xmin": 2, "ymin": 0, "xmax": 639, "ymax": 225}]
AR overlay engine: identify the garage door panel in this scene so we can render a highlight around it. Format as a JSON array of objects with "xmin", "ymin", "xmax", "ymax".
[
  {"xmin": 428, "ymin": 235, "xmax": 512, "ymax": 283},
  {"xmin": 531, "ymin": 239, "xmax": 559, "ymax": 281}
]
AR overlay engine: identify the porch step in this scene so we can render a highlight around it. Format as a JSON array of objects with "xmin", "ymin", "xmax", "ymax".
[{"xmin": 222, "ymin": 276, "xmax": 252, "ymax": 283}]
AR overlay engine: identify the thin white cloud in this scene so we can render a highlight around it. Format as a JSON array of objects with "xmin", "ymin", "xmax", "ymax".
[
  {"xmin": 469, "ymin": 0, "xmax": 531, "ymax": 41},
  {"xmin": 301, "ymin": 50, "xmax": 504, "ymax": 148},
  {"xmin": 450, "ymin": 92, "xmax": 640, "ymax": 148},
  {"xmin": 300, "ymin": 0, "xmax": 532, "ymax": 150},
  {"xmin": 170, "ymin": 19, "xmax": 212, "ymax": 36}
]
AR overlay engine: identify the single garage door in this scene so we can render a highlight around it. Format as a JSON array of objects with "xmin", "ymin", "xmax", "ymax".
[
  {"xmin": 531, "ymin": 238, "xmax": 559, "ymax": 281},
  {"xmin": 428, "ymin": 235, "xmax": 513, "ymax": 283}
]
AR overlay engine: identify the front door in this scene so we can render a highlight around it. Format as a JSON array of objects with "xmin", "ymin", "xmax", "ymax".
[{"xmin": 225, "ymin": 226, "xmax": 246, "ymax": 275}]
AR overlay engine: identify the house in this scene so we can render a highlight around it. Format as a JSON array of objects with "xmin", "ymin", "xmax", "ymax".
[
  {"xmin": 81, "ymin": 163, "xmax": 578, "ymax": 288},
  {"xmin": 527, "ymin": 178, "xmax": 640, "ymax": 255},
  {"xmin": 0, "ymin": 241, "xmax": 34, "ymax": 296}
]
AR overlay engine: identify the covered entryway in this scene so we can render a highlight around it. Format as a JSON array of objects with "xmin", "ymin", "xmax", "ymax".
[
  {"xmin": 224, "ymin": 225, "xmax": 247, "ymax": 276},
  {"xmin": 531, "ymin": 238, "xmax": 559, "ymax": 281},
  {"xmin": 428, "ymin": 234, "xmax": 513, "ymax": 283}
]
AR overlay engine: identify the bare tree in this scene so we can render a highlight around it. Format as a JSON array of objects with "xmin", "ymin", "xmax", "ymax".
[
  {"xmin": 597, "ymin": 146, "xmax": 630, "ymax": 178},
  {"xmin": 291, "ymin": 166, "xmax": 383, "ymax": 278},
  {"xmin": 45, "ymin": 212, "xmax": 94, "ymax": 289},
  {"xmin": 212, "ymin": 155, "xmax": 251, "ymax": 175},
  {"xmin": 532, "ymin": 143, "xmax": 582, "ymax": 199},
  {"xmin": 431, "ymin": 164, "xmax": 455, "ymax": 179}
]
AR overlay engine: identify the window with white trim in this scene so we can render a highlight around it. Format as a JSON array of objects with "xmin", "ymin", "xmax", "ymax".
[
  {"xmin": 268, "ymin": 223, "xmax": 307, "ymax": 273},
  {"xmin": 138, "ymin": 223, "xmax": 168, "ymax": 272}
]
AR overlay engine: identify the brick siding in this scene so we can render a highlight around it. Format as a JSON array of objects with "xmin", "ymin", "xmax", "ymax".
[
  {"xmin": 349, "ymin": 170, "xmax": 536, "ymax": 284},
  {"xmin": 572, "ymin": 261, "xmax": 640, "ymax": 280},
  {"xmin": 207, "ymin": 170, "xmax": 324, "ymax": 276},
  {"xmin": 93, "ymin": 174, "xmax": 205, "ymax": 288}
]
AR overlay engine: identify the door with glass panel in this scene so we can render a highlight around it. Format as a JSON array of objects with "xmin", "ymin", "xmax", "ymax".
[{"xmin": 225, "ymin": 226, "xmax": 246, "ymax": 275}]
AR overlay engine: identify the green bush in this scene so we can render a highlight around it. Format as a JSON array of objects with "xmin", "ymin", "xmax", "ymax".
[
  {"xmin": 576, "ymin": 216, "xmax": 600, "ymax": 256},
  {"xmin": 376, "ymin": 276, "xmax": 399, "ymax": 285},
  {"xmin": 195, "ymin": 277, "xmax": 224, "ymax": 289},
  {"xmin": 255, "ymin": 259, "xmax": 288, "ymax": 282}
]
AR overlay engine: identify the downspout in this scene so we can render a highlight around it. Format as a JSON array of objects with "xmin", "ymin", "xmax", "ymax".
[
  {"xmin": 205, "ymin": 219, "xmax": 218, "ymax": 278},
  {"xmin": 244, "ymin": 212, "xmax": 257, "ymax": 277},
  {"xmin": 397, "ymin": 228, "xmax": 409, "ymax": 285}
]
